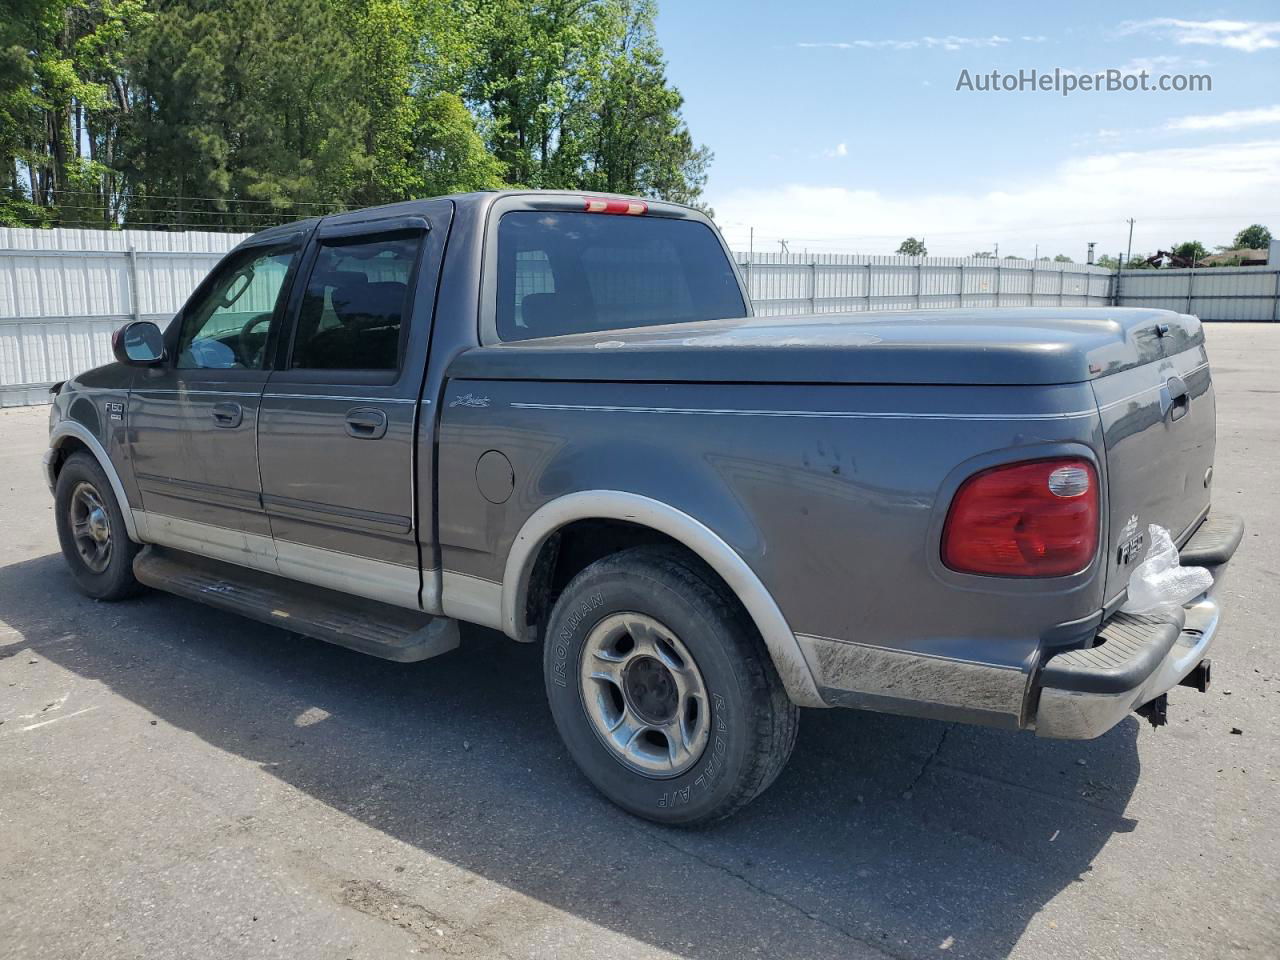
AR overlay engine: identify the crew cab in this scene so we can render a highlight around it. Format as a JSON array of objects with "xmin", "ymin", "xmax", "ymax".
[{"xmin": 44, "ymin": 191, "xmax": 1243, "ymax": 824}]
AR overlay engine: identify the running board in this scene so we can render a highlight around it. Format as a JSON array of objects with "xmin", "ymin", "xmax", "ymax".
[{"xmin": 133, "ymin": 546, "xmax": 459, "ymax": 662}]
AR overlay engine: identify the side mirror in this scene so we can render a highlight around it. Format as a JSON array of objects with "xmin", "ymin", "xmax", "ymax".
[{"xmin": 112, "ymin": 320, "xmax": 166, "ymax": 366}]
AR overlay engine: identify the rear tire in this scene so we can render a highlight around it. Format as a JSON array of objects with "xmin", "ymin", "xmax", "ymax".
[
  {"xmin": 54, "ymin": 451, "xmax": 143, "ymax": 601},
  {"xmin": 543, "ymin": 545, "xmax": 798, "ymax": 825}
]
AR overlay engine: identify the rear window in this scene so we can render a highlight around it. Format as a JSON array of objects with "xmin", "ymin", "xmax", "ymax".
[{"xmin": 495, "ymin": 211, "xmax": 746, "ymax": 341}]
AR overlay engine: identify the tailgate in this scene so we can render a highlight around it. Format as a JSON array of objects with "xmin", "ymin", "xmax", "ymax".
[{"xmin": 1091, "ymin": 318, "xmax": 1215, "ymax": 603}]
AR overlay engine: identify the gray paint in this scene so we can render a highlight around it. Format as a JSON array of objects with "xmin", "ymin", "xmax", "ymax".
[
  {"xmin": 42, "ymin": 189, "xmax": 1230, "ymax": 737},
  {"xmin": 449, "ymin": 306, "xmax": 1202, "ymax": 386}
]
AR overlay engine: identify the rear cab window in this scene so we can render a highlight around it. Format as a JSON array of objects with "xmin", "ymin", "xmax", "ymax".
[{"xmin": 495, "ymin": 211, "xmax": 747, "ymax": 341}]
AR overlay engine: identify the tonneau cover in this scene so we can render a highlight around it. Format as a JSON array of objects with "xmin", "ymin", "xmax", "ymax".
[{"xmin": 450, "ymin": 308, "xmax": 1202, "ymax": 386}]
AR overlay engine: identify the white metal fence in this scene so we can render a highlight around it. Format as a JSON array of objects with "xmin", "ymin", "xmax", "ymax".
[
  {"xmin": 0, "ymin": 227, "xmax": 248, "ymax": 406},
  {"xmin": 734, "ymin": 252, "xmax": 1113, "ymax": 315},
  {"xmin": 1115, "ymin": 265, "xmax": 1280, "ymax": 322},
  {"xmin": 4, "ymin": 227, "xmax": 1274, "ymax": 408}
]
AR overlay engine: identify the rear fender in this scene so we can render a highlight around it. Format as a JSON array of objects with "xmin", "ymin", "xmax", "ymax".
[{"xmin": 501, "ymin": 490, "xmax": 825, "ymax": 708}]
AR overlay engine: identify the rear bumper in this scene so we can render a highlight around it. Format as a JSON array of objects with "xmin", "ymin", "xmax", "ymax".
[{"xmin": 1032, "ymin": 514, "xmax": 1243, "ymax": 739}]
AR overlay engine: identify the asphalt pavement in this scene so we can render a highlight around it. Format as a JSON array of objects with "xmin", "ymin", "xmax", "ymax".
[{"xmin": 1, "ymin": 322, "xmax": 1277, "ymax": 959}]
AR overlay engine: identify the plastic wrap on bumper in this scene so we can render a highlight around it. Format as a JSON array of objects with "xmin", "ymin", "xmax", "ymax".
[{"xmin": 1033, "ymin": 514, "xmax": 1241, "ymax": 739}]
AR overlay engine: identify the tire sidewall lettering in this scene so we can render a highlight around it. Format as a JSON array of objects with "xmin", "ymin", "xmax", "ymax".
[
  {"xmin": 551, "ymin": 591, "xmax": 604, "ymax": 687},
  {"xmin": 659, "ymin": 693, "xmax": 729, "ymax": 809}
]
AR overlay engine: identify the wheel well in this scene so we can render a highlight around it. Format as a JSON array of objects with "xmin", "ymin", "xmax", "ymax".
[
  {"xmin": 48, "ymin": 436, "xmax": 89, "ymax": 480},
  {"xmin": 522, "ymin": 519, "xmax": 734, "ymax": 642}
]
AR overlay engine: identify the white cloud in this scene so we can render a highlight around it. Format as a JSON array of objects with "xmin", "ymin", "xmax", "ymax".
[
  {"xmin": 1166, "ymin": 105, "xmax": 1280, "ymax": 131},
  {"xmin": 709, "ymin": 140, "xmax": 1280, "ymax": 257},
  {"xmin": 1119, "ymin": 18, "xmax": 1280, "ymax": 52},
  {"xmin": 797, "ymin": 35, "xmax": 1012, "ymax": 52},
  {"xmin": 810, "ymin": 142, "xmax": 849, "ymax": 159},
  {"xmin": 1115, "ymin": 54, "xmax": 1205, "ymax": 73}
]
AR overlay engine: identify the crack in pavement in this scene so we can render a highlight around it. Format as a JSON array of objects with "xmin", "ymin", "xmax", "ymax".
[
  {"xmin": 904, "ymin": 726, "xmax": 950, "ymax": 796},
  {"xmin": 648, "ymin": 832, "xmax": 904, "ymax": 960}
]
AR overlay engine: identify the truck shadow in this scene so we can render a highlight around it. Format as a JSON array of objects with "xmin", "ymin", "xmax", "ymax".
[{"xmin": 1, "ymin": 553, "xmax": 1141, "ymax": 960}]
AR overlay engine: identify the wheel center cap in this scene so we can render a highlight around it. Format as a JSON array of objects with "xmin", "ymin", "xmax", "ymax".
[
  {"xmin": 623, "ymin": 656, "xmax": 678, "ymax": 724},
  {"xmin": 88, "ymin": 508, "xmax": 109, "ymax": 543}
]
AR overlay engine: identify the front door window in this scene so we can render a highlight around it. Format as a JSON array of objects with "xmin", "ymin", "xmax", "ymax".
[{"xmin": 176, "ymin": 246, "xmax": 297, "ymax": 370}]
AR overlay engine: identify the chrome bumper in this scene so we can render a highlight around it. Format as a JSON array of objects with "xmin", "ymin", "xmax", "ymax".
[{"xmin": 1034, "ymin": 567, "xmax": 1227, "ymax": 740}]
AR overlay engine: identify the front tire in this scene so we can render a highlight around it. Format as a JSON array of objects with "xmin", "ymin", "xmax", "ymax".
[
  {"xmin": 54, "ymin": 451, "xmax": 142, "ymax": 601},
  {"xmin": 543, "ymin": 546, "xmax": 798, "ymax": 825}
]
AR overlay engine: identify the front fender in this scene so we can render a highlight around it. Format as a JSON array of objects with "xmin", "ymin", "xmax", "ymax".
[{"xmin": 47, "ymin": 420, "xmax": 142, "ymax": 543}]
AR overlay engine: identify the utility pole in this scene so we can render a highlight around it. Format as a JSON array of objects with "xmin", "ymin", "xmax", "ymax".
[
  {"xmin": 994, "ymin": 242, "xmax": 999, "ymax": 259},
  {"xmin": 1125, "ymin": 218, "xmax": 1135, "ymax": 265}
]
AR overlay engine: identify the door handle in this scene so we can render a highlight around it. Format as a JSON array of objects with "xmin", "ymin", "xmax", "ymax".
[
  {"xmin": 211, "ymin": 402, "xmax": 243, "ymax": 428},
  {"xmin": 345, "ymin": 407, "xmax": 388, "ymax": 440},
  {"xmin": 1162, "ymin": 376, "xmax": 1190, "ymax": 422}
]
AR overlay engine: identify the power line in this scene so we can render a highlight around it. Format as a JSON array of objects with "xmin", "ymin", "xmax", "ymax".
[
  {"xmin": 45, "ymin": 188, "xmax": 348, "ymax": 209},
  {"xmin": 20, "ymin": 206, "xmax": 316, "ymax": 223}
]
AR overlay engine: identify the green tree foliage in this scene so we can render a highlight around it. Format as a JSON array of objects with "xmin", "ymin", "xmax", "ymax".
[
  {"xmin": 121, "ymin": 0, "xmax": 374, "ymax": 228},
  {"xmin": 896, "ymin": 237, "xmax": 926, "ymax": 256},
  {"xmin": 0, "ymin": 0, "xmax": 150, "ymax": 226},
  {"xmin": 463, "ymin": 0, "xmax": 710, "ymax": 204},
  {"xmin": 2, "ymin": 0, "xmax": 709, "ymax": 229},
  {"xmin": 580, "ymin": 0, "xmax": 711, "ymax": 206},
  {"xmin": 1232, "ymin": 224, "xmax": 1272, "ymax": 250},
  {"xmin": 1171, "ymin": 240, "xmax": 1208, "ymax": 264},
  {"xmin": 1053, "ymin": 253, "xmax": 1072, "ymax": 263},
  {"xmin": 0, "ymin": 1, "xmax": 47, "ymax": 224}
]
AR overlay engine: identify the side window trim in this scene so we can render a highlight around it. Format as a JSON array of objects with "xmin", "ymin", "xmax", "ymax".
[
  {"xmin": 278, "ymin": 225, "xmax": 428, "ymax": 382},
  {"xmin": 315, "ymin": 214, "xmax": 430, "ymax": 240}
]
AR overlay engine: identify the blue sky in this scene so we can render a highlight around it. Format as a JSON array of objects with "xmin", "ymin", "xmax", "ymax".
[{"xmin": 655, "ymin": 2, "xmax": 1280, "ymax": 258}]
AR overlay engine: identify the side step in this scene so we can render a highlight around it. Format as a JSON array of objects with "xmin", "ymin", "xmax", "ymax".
[{"xmin": 133, "ymin": 546, "xmax": 459, "ymax": 663}]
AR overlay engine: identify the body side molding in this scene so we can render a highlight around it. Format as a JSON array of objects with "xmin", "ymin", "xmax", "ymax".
[
  {"xmin": 500, "ymin": 490, "xmax": 825, "ymax": 708},
  {"xmin": 134, "ymin": 511, "xmax": 426, "ymax": 612},
  {"xmin": 47, "ymin": 421, "xmax": 141, "ymax": 542}
]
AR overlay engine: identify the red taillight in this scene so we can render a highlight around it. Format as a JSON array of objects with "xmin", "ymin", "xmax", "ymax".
[
  {"xmin": 941, "ymin": 458, "xmax": 1099, "ymax": 577},
  {"xmin": 583, "ymin": 196, "xmax": 647, "ymax": 215}
]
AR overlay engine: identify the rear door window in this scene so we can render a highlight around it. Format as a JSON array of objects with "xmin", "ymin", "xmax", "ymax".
[
  {"xmin": 290, "ymin": 233, "xmax": 421, "ymax": 371},
  {"xmin": 496, "ymin": 212, "xmax": 746, "ymax": 341}
]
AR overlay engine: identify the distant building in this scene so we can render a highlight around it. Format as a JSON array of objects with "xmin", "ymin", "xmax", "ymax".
[{"xmin": 1201, "ymin": 248, "xmax": 1270, "ymax": 267}]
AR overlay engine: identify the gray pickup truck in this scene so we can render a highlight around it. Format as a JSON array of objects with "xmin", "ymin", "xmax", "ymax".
[{"xmin": 45, "ymin": 190, "xmax": 1242, "ymax": 823}]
